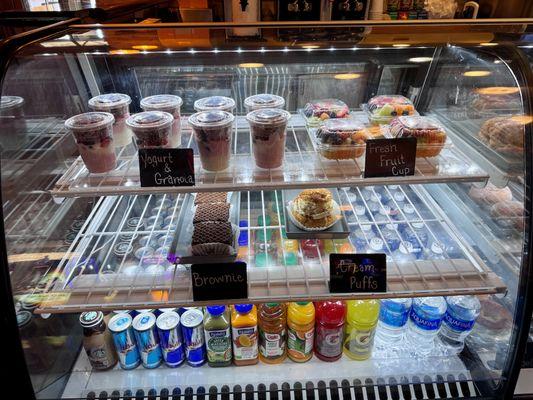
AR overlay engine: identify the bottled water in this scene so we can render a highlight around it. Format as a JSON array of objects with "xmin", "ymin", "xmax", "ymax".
[
  {"xmin": 402, "ymin": 224, "xmax": 428, "ymax": 259},
  {"xmin": 367, "ymin": 194, "xmax": 382, "ymax": 214},
  {"xmin": 361, "ymin": 187, "xmax": 374, "ymax": 201},
  {"xmin": 379, "ymin": 224, "xmax": 401, "ymax": 252},
  {"xmin": 438, "ymin": 296, "xmax": 481, "ymax": 354},
  {"xmin": 366, "ymin": 237, "xmax": 385, "ymax": 254},
  {"xmin": 373, "ymin": 205, "xmax": 392, "ymax": 224},
  {"xmin": 391, "ymin": 191, "xmax": 406, "ymax": 209},
  {"xmin": 392, "ymin": 242, "xmax": 417, "ymax": 263},
  {"xmin": 353, "ymin": 204, "xmax": 367, "ymax": 218},
  {"xmin": 406, "ymin": 297, "xmax": 446, "ymax": 355},
  {"xmin": 376, "ymin": 298, "xmax": 412, "ymax": 344},
  {"xmin": 350, "ymin": 224, "xmax": 376, "ymax": 252},
  {"xmin": 427, "ymin": 241, "xmax": 446, "ymax": 260},
  {"xmin": 399, "ymin": 203, "xmax": 416, "ymax": 226}
]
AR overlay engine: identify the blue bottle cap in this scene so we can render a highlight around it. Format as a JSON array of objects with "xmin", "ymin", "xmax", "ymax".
[
  {"xmin": 234, "ymin": 304, "xmax": 253, "ymax": 314},
  {"xmin": 239, "ymin": 220, "xmax": 249, "ymax": 227},
  {"xmin": 206, "ymin": 305, "xmax": 226, "ymax": 316}
]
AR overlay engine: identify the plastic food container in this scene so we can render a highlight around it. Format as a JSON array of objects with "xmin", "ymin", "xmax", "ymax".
[
  {"xmin": 65, "ymin": 112, "xmax": 116, "ymax": 173},
  {"xmin": 365, "ymin": 95, "xmax": 416, "ymax": 125},
  {"xmin": 126, "ymin": 111, "xmax": 174, "ymax": 149},
  {"xmin": 88, "ymin": 93, "xmax": 132, "ymax": 146},
  {"xmin": 246, "ymin": 108, "xmax": 291, "ymax": 169},
  {"xmin": 389, "ymin": 115, "xmax": 447, "ymax": 158},
  {"xmin": 468, "ymin": 87, "xmax": 522, "ymax": 118},
  {"xmin": 315, "ymin": 119, "xmax": 370, "ymax": 160},
  {"xmin": 194, "ymin": 96, "xmax": 236, "ymax": 113},
  {"xmin": 140, "ymin": 94, "xmax": 183, "ymax": 148},
  {"xmin": 0, "ymin": 96, "xmax": 26, "ymax": 148},
  {"xmin": 302, "ymin": 99, "xmax": 349, "ymax": 127},
  {"xmin": 244, "ymin": 94, "xmax": 285, "ymax": 112},
  {"xmin": 189, "ymin": 110, "xmax": 235, "ymax": 171}
]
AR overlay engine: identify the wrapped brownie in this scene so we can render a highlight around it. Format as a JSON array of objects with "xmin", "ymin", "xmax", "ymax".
[
  {"xmin": 194, "ymin": 192, "xmax": 228, "ymax": 205},
  {"xmin": 191, "ymin": 221, "xmax": 234, "ymax": 255},
  {"xmin": 193, "ymin": 203, "xmax": 230, "ymax": 223}
]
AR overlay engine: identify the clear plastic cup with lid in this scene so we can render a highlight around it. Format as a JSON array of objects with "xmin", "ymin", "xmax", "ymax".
[
  {"xmin": 246, "ymin": 108, "xmax": 291, "ymax": 169},
  {"xmin": 126, "ymin": 111, "xmax": 174, "ymax": 149},
  {"xmin": 65, "ymin": 112, "xmax": 116, "ymax": 174},
  {"xmin": 244, "ymin": 94, "xmax": 285, "ymax": 112},
  {"xmin": 194, "ymin": 96, "xmax": 236, "ymax": 113},
  {"xmin": 188, "ymin": 110, "xmax": 235, "ymax": 171},
  {"xmin": 0, "ymin": 95, "xmax": 26, "ymax": 148},
  {"xmin": 88, "ymin": 93, "xmax": 132, "ymax": 146},
  {"xmin": 140, "ymin": 94, "xmax": 183, "ymax": 148}
]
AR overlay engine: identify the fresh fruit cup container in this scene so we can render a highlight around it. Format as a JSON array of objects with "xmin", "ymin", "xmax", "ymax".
[
  {"xmin": 65, "ymin": 112, "xmax": 116, "ymax": 174},
  {"xmin": 302, "ymin": 98, "xmax": 350, "ymax": 127},
  {"xmin": 364, "ymin": 94, "xmax": 416, "ymax": 126},
  {"xmin": 244, "ymin": 93, "xmax": 285, "ymax": 112},
  {"xmin": 246, "ymin": 108, "xmax": 291, "ymax": 169},
  {"xmin": 140, "ymin": 94, "xmax": 183, "ymax": 148},
  {"xmin": 389, "ymin": 115, "xmax": 448, "ymax": 158},
  {"xmin": 315, "ymin": 118, "xmax": 371, "ymax": 160},
  {"xmin": 188, "ymin": 110, "xmax": 235, "ymax": 171},
  {"xmin": 194, "ymin": 96, "xmax": 236, "ymax": 113},
  {"xmin": 126, "ymin": 111, "xmax": 174, "ymax": 149},
  {"xmin": 88, "ymin": 93, "xmax": 132, "ymax": 146}
]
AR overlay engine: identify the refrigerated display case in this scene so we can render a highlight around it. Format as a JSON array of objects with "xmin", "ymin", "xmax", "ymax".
[{"xmin": 1, "ymin": 19, "xmax": 532, "ymax": 400}]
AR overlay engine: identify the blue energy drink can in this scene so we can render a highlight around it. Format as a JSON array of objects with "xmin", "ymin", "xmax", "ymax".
[
  {"xmin": 180, "ymin": 309, "xmax": 206, "ymax": 367},
  {"xmin": 156, "ymin": 311, "xmax": 185, "ymax": 367},
  {"xmin": 132, "ymin": 312, "xmax": 162, "ymax": 369},
  {"xmin": 108, "ymin": 313, "xmax": 141, "ymax": 370}
]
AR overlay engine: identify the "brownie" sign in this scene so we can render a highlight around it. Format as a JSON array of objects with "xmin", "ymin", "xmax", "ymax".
[
  {"xmin": 138, "ymin": 148, "xmax": 195, "ymax": 187},
  {"xmin": 364, "ymin": 138, "xmax": 416, "ymax": 178},
  {"xmin": 329, "ymin": 253, "xmax": 387, "ymax": 293},
  {"xmin": 191, "ymin": 262, "xmax": 248, "ymax": 301}
]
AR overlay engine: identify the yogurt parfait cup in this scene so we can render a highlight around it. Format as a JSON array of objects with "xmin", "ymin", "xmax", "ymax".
[
  {"xmin": 65, "ymin": 112, "xmax": 116, "ymax": 174},
  {"xmin": 140, "ymin": 94, "xmax": 183, "ymax": 148},
  {"xmin": 88, "ymin": 93, "xmax": 132, "ymax": 146},
  {"xmin": 246, "ymin": 108, "xmax": 291, "ymax": 169},
  {"xmin": 194, "ymin": 96, "xmax": 236, "ymax": 113},
  {"xmin": 188, "ymin": 110, "xmax": 235, "ymax": 172},
  {"xmin": 126, "ymin": 111, "xmax": 174, "ymax": 149},
  {"xmin": 244, "ymin": 93, "xmax": 285, "ymax": 112}
]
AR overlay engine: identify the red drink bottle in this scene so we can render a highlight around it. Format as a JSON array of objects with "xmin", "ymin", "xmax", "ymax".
[{"xmin": 314, "ymin": 301, "xmax": 346, "ymax": 362}]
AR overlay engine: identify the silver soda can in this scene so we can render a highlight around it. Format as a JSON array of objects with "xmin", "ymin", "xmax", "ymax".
[
  {"xmin": 108, "ymin": 313, "xmax": 141, "ymax": 370},
  {"xmin": 132, "ymin": 312, "xmax": 162, "ymax": 369},
  {"xmin": 180, "ymin": 309, "xmax": 206, "ymax": 367},
  {"xmin": 156, "ymin": 311, "xmax": 185, "ymax": 367}
]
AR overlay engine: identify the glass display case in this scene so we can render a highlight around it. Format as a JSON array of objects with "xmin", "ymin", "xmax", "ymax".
[{"xmin": 1, "ymin": 20, "xmax": 532, "ymax": 400}]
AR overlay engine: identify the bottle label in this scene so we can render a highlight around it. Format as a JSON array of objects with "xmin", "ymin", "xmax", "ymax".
[
  {"xmin": 380, "ymin": 307, "xmax": 409, "ymax": 328},
  {"xmin": 232, "ymin": 327, "xmax": 258, "ymax": 361},
  {"xmin": 443, "ymin": 312, "xmax": 476, "ymax": 333},
  {"xmin": 205, "ymin": 328, "xmax": 232, "ymax": 363},
  {"xmin": 315, "ymin": 325, "xmax": 343, "ymax": 358},
  {"xmin": 259, "ymin": 328, "xmax": 286, "ymax": 358},
  {"xmin": 410, "ymin": 308, "xmax": 442, "ymax": 331},
  {"xmin": 344, "ymin": 325, "xmax": 376, "ymax": 358},
  {"xmin": 287, "ymin": 327, "xmax": 314, "ymax": 360}
]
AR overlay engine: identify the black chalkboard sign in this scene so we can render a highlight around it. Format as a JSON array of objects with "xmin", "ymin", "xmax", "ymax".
[
  {"xmin": 364, "ymin": 138, "xmax": 416, "ymax": 178},
  {"xmin": 191, "ymin": 262, "xmax": 248, "ymax": 301},
  {"xmin": 329, "ymin": 253, "xmax": 387, "ymax": 293},
  {"xmin": 138, "ymin": 148, "xmax": 195, "ymax": 187}
]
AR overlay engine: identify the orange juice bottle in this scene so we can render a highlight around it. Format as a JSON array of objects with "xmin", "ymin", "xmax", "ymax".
[
  {"xmin": 231, "ymin": 304, "xmax": 258, "ymax": 366},
  {"xmin": 287, "ymin": 302, "xmax": 315, "ymax": 362},
  {"xmin": 258, "ymin": 303, "xmax": 287, "ymax": 364}
]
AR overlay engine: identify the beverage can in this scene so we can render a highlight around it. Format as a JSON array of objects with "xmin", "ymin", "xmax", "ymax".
[
  {"xmin": 108, "ymin": 313, "xmax": 141, "ymax": 370},
  {"xmin": 181, "ymin": 309, "xmax": 206, "ymax": 367},
  {"xmin": 156, "ymin": 311, "xmax": 185, "ymax": 367},
  {"xmin": 132, "ymin": 312, "xmax": 162, "ymax": 369}
]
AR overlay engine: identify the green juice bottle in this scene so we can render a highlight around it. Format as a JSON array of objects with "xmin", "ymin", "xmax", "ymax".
[{"xmin": 203, "ymin": 305, "xmax": 232, "ymax": 367}]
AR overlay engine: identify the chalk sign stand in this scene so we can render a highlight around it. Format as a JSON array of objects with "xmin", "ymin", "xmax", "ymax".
[{"xmin": 139, "ymin": 148, "xmax": 195, "ymax": 187}]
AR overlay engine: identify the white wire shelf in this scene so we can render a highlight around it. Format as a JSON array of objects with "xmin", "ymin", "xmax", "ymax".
[
  {"xmin": 35, "ymin": 184, "xmax": 505, "ymax": 314},
  {"xmin": 50, "ymin": 113, "xmax": 489, "ymax": 198}
]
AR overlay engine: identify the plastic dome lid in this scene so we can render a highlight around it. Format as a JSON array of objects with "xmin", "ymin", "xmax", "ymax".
[
  {"xmin": 140, "ymin": 94, "xmax": 183, "ymax": 111},
  {"xmin": 246, "ymin": 108, "xmax": 290, "ymax": 126},
  {"xmin": 188, "ymin": 110, "xmax": 234, "ymax": 128},
  {"xmin": 194, "ymin": 96, "xmax": 235, "ymax": 112},
  {"xmin": 1, "ymin": 95, "xmax": 24, "ymax": 110},
  {"xmin": 206, "ymin": 305, "xmax": 226, "ymax": 316},
  {"xmin": 126, "ymin": 111, "xmax": 173, "ymax": 131},
  {"xmin": 320, "ymin": 118, "xmax": 366, "ymax": 132},
  {"xmin": 88, "ymin": 93, "xmax": 131, "ymax": 110},
  {"xmin": 79, "ymin": 311, "xmax": 104, "ymax": 328},
  {"xmin": 234, "ymin": 304, "xmax": 253, "ymax": 314},
  {"xmin": 395, "ymin": 115, "xmax": 443, "ymax": 130},
  {"xmin": 244, "ymin": 94, "xmax": 285, "ymax": 110},
  {"xmin": 108, "ymin": 313, "xmax": 133, "ymax": 333},
  {"xmin": 65, "ymin": 112, "xmax": 115, "ymax": 131}
]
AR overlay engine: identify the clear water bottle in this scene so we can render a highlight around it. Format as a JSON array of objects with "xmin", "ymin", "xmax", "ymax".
[
  {"xmin": 365, "ymin": 237, "xmax": 385, "ymax": 254},
  {"xmin": 392, "ymin": 242, "xmax": 417, "ymax": 263},
  {"xmin": 427, "ymin": 241, "xmax": 446, "ymax": 260},
  {"xmin": 406, "ymin": 297, "xmax": 446, "ymax": 355},
  {"xmin": 376, "ymin": 298, "xmax": 412, "ymax": 345},
  {"xmin": 367, "ymin": 193, "xmax": 382, "ymax": 214},
  {"xmin": 361, "ymin": 187, "xmax": 374, "ymax": 201},
  {"xmin": 353, "ymin": 204, "xmax": 367, "ymax": 218},
  {"xmin": 399, "ymin": 204, "xmax": 416, "ymax": 228},
  {"xmin": 373, "ymin": 205, "xmax": 392, "ymax": 224},
  {"xmin": 379, "ymin": 224, "xmax": 401, "ymax": 252},
  {"xmin": 392, "ymin": 191, "xmax": 406, "ymax": 210},
  {"xmin": 350, "ymin": 224, "xmax": 376, "ymax": 252},
  {"xmin": 438, "ymin": 296, "xmax": 481, "ymax": 354},
  {"xmin": 402, "ymin": 225, "xmax": 426, "ymax": 259}
]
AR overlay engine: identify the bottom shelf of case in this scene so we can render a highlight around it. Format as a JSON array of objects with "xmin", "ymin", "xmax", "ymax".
[{"xmin": 62, "ymin": 349, "xmax": 482, "ymax": 400}]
